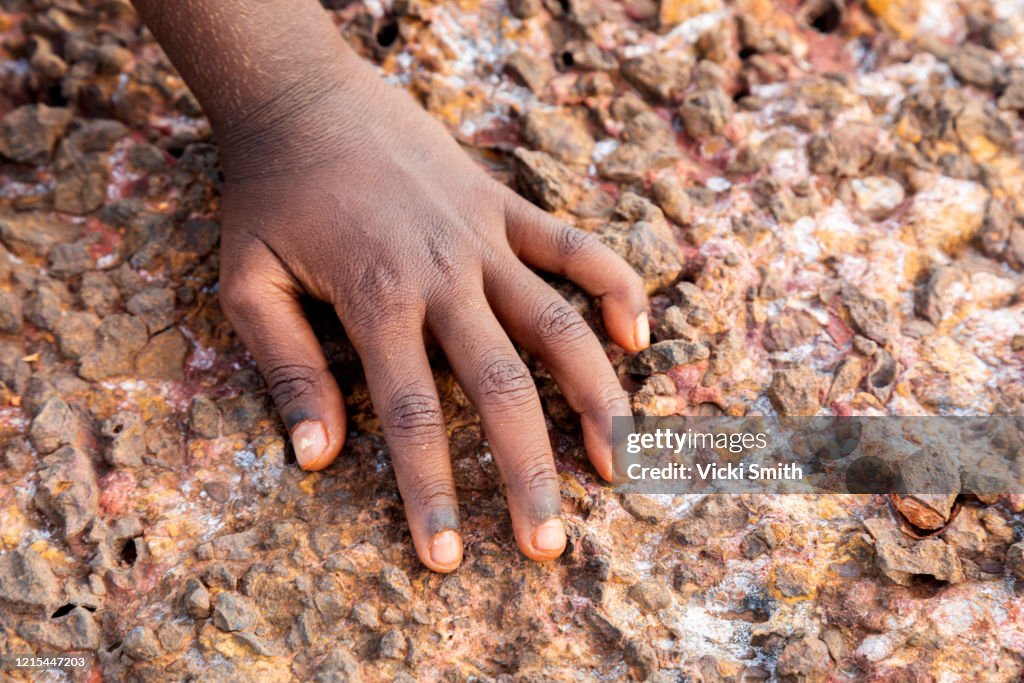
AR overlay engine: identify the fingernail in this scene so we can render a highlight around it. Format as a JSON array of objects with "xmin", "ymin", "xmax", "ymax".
[
  {"xmin": 634, "ymin": 312, "xmax": 650, "ymax": 350},
  {"xmin": 532, "ymin": 517, "xmax": 566, "ymax": 555},
  {"xmin": 292, "ymin": 420, "xmax": 327, "ymax": 469},
  {"xmin": 429, "ymin": 529, "xmax": 462, "ymax": 568}
]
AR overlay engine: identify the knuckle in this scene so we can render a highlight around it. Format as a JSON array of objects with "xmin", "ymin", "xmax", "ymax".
[
  {"xmin": 593, "ymin": 382, "xmax": 629, "ymax": 415},
  {"xmin": 424, "ymin": 220, "xmax": 460, "ymax": 281},
  {"xmin": 476, "ymin": 354, "xmax": 535, "ymax": 407},
  {"xmin": 342, "ymin": 261, "xmax": 412, "ymax": 334},
  {"xmin": 534, "ymin": 299, "xmax": 590, "ymax": 345},
  {"xmin": 262, "ymin": 359, "xmax": 323, "ymax": 411},
  {"xmin": 218, "ymin": 279, "xmax": 259, "ymax": 320},
  {"xmin": 383, "ymin": 389, "xmax": 445, "ymax": 442},
  {"xmin": 406, "ymin": 472, "xmax": 456, "ymax": 510},
  {"xmin": 555, "ymin": 225, "xmax": 597, "ymax": 260},
  {"xmin": 514, "ymin": 450, "xmax": 559, "ymax": 492}
]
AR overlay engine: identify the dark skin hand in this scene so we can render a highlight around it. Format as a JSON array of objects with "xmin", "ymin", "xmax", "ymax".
[{"xmin": 132, "ymin": 0, "xmax": 649, "ymax": 571}]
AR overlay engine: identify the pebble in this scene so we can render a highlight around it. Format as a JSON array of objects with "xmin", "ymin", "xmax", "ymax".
[
  {"xmin": 182, "ymin": 578, "xmax": 211, "ymax": 619},
  {"xmin": 123, "ymin": 625, "xmax": 163, "ymax": 661},
  {"xmin": 679, "ymin": 88, "xmax": 733, "ymax": 139},
  {"xmin": 126, "ymin": 286, "xmax": 176, "ymax": 334},
  {"xmin": 520, "ymin": 109, "xmax": 595, "ymax": 167},
  {"xmin": 627, "ymin": 579, "xmax": 673, "ymax": 612},
  {"xmin": 630, "ymin": 339, "xmax": 710, "ymax": 376},
  {"xmin": 851, "ymin": 176, "xmax": 905, "ymax": 220},
  {"xmin": 0, "ymin": 549, "xmax": 61, "ymax": 616},
  {"xmin": 378, "ymin": 629, "xmax": 408, "ymax": 660},
  {"xmin": 0, "ymin": 104, "xmax": 73, "ymax": 164},
  {"xmin": 379, "ymin": 566, "xmax": 413, "ymax": 604},
  {"xmin": 212, "ymin": 592, "xmax": 258, "ymax": 632},
  {"xmin": 31, "ymin": 397, "xmax": 78, "ymax": 456},
  {"xmin": 100, "ymin": 411, "xmax": 146, "ymax": 468},
  {"xmin": 37, "ymin": 446, "xmax": 99, "ymax": 537},
  {"xmin": 768, "ymin": 368, "xmax": 824, "ymax": 416},
  {"xmin": 0, "ymin": 290, "xmax": 23, "ymax": 334},
  {"xmin": 777, "ymin": 635, "xmax": 831, "ymax": 683}
]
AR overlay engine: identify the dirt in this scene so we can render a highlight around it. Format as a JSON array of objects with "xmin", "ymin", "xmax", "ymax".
[{"xmin": 1, "ymin": 0, "xmax": 1023, "ymax": 681}]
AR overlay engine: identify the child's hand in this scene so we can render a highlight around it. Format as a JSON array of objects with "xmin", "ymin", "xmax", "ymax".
[
  {"xmin": 218, "ymin": 58, "xmax": 648, "ymax": 571},
  {"xmin": 131, "ymin": 0, "xmax": 648, "ymax": 572}
]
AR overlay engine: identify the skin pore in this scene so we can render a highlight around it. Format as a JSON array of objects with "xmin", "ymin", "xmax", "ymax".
[{"xmin": 130, "ymin": 0, "xmax": 650, "ymax": 572}]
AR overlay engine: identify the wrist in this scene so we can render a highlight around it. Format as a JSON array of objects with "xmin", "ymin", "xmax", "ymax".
[{"xmin": 212, "ymin": 50, "xmax": 370, "ymax": 181}]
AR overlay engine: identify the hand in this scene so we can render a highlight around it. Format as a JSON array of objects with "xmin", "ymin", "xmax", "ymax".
[{"xmin": 216, "ymin": 57, "xmax": 649, "ymax": 572}]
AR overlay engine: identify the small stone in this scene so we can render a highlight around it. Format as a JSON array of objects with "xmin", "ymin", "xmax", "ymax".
[
  {"xmin": 627, "ymin": 579, "xmax": 673, "ymax": 612},
  {"xmin": 520, "ymin": 109, "xmax": 595, "ymax": 166},
  {"xmin": 0, "ymin": 211, "xmax": 79, "ymax": 259},
  {"xmin": 78, "ymin": 313, "xmax": 148, "ymax": 381},
  {"xmin": 0, "ymin": 104, "xmax": 73, "ymax": 163},
  {"xmin": 621, "ymin": 493, "xmax": 669, "ymax": 523},
  {"xmin": 504, "ymin": 51, "xmax": 553, "ymax": 94},
  {"xmin": 136, "ymin": 327, "xmax": 188, "ymax": 381},
  {"xmin": 0, "ymin": 549, "xmax": 62, "ymax": 616},
  {"xmin": 907, "ymin": 177, "xmax": 988, "ymax": 254},
  {"xmin": 508, "ymin": 0, "xmax": 541, "ymax": 18},
  {"xmin": 600, "ymin": 217, "xmax": 683, "ymax": 292},
  {"xmin": 183, "ymin": 578, "xmax": 211, "ymax": 619},
  {"xmin": 621, "ymin": 52, "xmax": 693, "ymax": 102},
  {"xmin": 316, "ymin": 648, "xmax": 363, "ymax": 683},
  {"xmin": 156, "ymin": 621, "xmax": 191, "ymax": 653},
  {"xmin": 1007, "ymin": 542, "xmax": 1024, "ymax": 581},
  {"xmin": 122, "ymin": 625, "xmax": 163, "ymax": 662},
  {"xmin": 650, "ymin": 176, "xmax": 691, "ymax": 225},
  {"xmin": 101, "ymin": 412, "xmax": 146, "ymax": 468},
  {"xmin": 0, "ymin": 290, "xmax": 22, "ymax": 334},
  {"xmin": 189, "ymin": 395, "xmax": 220, "ymax": 438},
  {"xmin": 599, "ymin": 114, "xmax": 681, "ymax": 182},
  {"xmin": 628, "ymin": 340, "xmax": 709, "ymax": 375},
  {"xmin": 54, "ymin": 312, "xmax": 99, "ymax": 360},
  {"xmin": 219, "ymin": 393, "xmax": 270, "ymax": 434},
  {"xmin": 773, "ymin": 563, "xmax": 816, "ymax": 599},
  {"xmin": 892, "ymin": 447, "xmax": 960, "ymax": 530},
  {"xmin": 212, "ymin": 592, "xmax": 258, "ymax": 632},
  {"xmin": 949, "ymin": 44, "xmax": 1000, "ymax": 89},
  {"xmin": 30, "ymin": 397, "xmax": 78, "ymax": 455},
  {"xmin": 17, "ymin": 606, "xmax": 99, "ymax": 651},
  {"xmin": 513, "ymin": 147, "xmax": 611, "ymax": 217},
  {"xmin": 777, "ymin": 635, "xmax": 831, "ymax": 683},
  {"xmin": 378, "ymin": 629, "xmax": 407, "ymax": 660},
  {"xmin": 768, "ymin": 368, "xmax": 824, "ymax": 416},
  {"xmin": 37, "ymin": 446, "xmax": 99, "ymax": 537},
  {"xmin": 851, "ymin": 176, "xmax": 905, "ymax": 220},
  {"xmin": 379, "ymin": 566, "xmax": 413, "ymax": 603},
  {"xmin": 213, "ymin": 528, "xmax": 260, "ymax": 562},
  {"xmin": 864, "ymin": 517, "xmax": 964, "ymax": 585},
  {"xmin": 54, "ymin": 162, "xmax": 108, "ymax": 215},
  {"xmin": 763, "ymin": 310, "xmax": 819, "ymax": 352},
  {"xmin": 78, "ymin": 271, "xmax": 121, "ymax": 316},
  {"xmin": 352, "ymin": 602, "xmax": 380, "ymax": 629},
  {"xmin": 840, "ymin": 286, "xmax": 891, "ymax": 344},
  {"xmin": 679, "ymin": 88, "xmax": 732, "ymax": 139},
  {"xmin": 48, "ymin": 242, "xmax": 94, "ymax": 278},
  {"xmin": 126, "ymin": 287, "xmax": 176, "ymax": 334}
]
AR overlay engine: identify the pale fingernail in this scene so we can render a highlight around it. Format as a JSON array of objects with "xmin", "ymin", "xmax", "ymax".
[
  {"xmin": 634, "ymin": 311, "xmax": 650, "ymax": 350},
  {"xmin": 429, "ymin": 529, "xmax": 462, "ymax": 568},
  {"xmin": 532, "ymin": 517, "xmax": 566, "ymax": 555},
  {"xmin": 292, "ymin": 420, "xmax": 327, "ymax": 469}
]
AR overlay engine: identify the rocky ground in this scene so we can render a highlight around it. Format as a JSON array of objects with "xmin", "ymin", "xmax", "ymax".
[{"xmin": 1, "ymin": 0, "xmax": 1024, "ymax": 680}]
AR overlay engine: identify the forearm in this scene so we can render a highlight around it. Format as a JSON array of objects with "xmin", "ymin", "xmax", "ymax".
[{"xmin": 131, "ymin": 0, "xmax": 362, "ymax": 176}]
